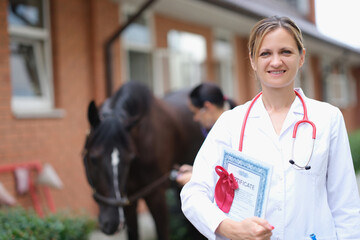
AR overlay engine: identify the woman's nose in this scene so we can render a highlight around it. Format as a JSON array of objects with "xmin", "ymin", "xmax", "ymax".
[{"xmin": 270, "ymin": 54, "xmax": 282, "ymax": 67}]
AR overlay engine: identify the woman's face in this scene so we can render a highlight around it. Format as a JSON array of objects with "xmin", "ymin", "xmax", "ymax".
[
  {"xmin": 250, "ymin": 28, "xmax": 305, "ymax": 90},
  {"xmin": 188, "ymin": 100, "xmax": 216, "ymax": 131}
]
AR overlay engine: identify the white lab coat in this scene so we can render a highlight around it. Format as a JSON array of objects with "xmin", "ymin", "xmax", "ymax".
[{"xmin": 181, "ymin": 89, "xmax": 360, "ymax": 240}]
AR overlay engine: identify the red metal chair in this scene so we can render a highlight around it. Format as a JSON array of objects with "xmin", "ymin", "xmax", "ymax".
[{"xmin": 0, "ymin": 161, "xmax": 56, "ymax": 217}]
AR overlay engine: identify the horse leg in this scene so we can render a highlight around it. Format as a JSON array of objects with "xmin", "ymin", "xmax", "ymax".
[
  {"xmin": 144, "ymin": 188, "xmax": 169, "ymax": 240},
  {"xmin": 124, "ymin": 202, "xmax": 139, "ymax": 240}
]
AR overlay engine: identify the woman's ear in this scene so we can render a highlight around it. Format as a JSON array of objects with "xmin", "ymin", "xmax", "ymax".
[
  {"xmin": 203, "ymin": 101, "xmax": 212, "ymax": 110},
  {"xmin": 249, "ymin": 52, "xmax": 256, "ymax": 71},
  {"xmin": 299, "ymin": 48, "xmax": 306, "ymax": 68}
]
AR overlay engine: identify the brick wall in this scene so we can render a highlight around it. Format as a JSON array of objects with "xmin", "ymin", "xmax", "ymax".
[
  {"xmin": 0, "ymin": 0, "xmax": 15, "ymax": 206},
  {"xmin": 0, "ymin": 0, "xmax": 121, "ymax": 216}
]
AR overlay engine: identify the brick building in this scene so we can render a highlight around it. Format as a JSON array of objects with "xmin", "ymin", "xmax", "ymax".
[{"xmin": 1, "ymin": 0, "xmax": 360, "ymax": 216}]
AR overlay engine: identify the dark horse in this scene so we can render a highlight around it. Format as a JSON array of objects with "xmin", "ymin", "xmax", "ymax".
[{"xmin": 82, "ymin": 81, "xmax": 204, "ymax": 240}]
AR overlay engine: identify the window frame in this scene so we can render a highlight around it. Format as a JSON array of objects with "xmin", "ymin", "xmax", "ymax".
[
  {"xmin": 8, "ymin": 0, "xmax": 63, "ymax": 118},
  {"xmin": 120, "ymin": 3, "xmax": 158, "ymax": 96},
  {"xmin": 323, "ymin": 61, "xmax": 357, "ymax": 109},
  {"xmin": 295, "ymin": 58, "xmax": 315, "ymax": 99},
  {"xmin": 166, "ymin": 29, "xmax": 207, "ymax": 91},
  {"xmin": 213, "ymin": 28, "xmax": 235, "ymax": 99}
]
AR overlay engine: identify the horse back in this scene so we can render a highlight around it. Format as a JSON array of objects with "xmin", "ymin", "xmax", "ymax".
[
  {"xmin": 163, "ymin": 89, "xmax": 204, "ymax": 167},
  {"xmin": 132, "ymin": 89, "xmax": 203, "ymax": 174}
]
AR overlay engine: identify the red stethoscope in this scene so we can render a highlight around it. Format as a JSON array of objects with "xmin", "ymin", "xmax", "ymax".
[{"xmin": 238, "ymin": 89, "xmax": 316, "ymax": 170}]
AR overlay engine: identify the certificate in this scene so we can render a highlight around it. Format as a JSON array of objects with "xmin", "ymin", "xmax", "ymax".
[{"xmin": 219, "ymin": 147, "xmax": 273, "ymax": 221}]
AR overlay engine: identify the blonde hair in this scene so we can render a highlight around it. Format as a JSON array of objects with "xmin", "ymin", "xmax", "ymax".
[{"xmin": 248, "ymin": 16, "xmax": 304, "ymax": 59}]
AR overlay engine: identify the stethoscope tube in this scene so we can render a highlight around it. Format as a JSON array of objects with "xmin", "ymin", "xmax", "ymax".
[
  {"xmin": 238, "ymin": 90, "xmax": 316, "ymax": 170},
  {"xmin": 239, "ymin": 92, "xmax": 262, "ymax": 152}
]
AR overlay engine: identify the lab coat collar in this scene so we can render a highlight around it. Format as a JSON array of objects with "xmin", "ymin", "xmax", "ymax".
[
  {"xmin": 246, "ymin": 88, "xmax": 307, "ymax": 118},
  {"xmin": 292, "ymin": 88, "xmax": 307, "ymax": 115},
  {"xmin": 246, "ymin": 88, "xmax": 308, "ymax": 137},
  {"xmin": 281, "ymin": 88, "xmax": 307, "ymax": 136}
]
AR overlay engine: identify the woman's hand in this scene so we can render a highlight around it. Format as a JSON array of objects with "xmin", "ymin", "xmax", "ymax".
[
  {"xmin": 176, "ymin": 164, "xmax": 193, "ymax": 186},
  {"xmin": 216, "ymin": 217, "xmax": 274, "ymax": 240}
]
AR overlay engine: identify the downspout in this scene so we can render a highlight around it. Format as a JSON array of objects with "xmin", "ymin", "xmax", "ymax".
[{"xmin": 104, "ymin": 0, "xmax": 158, "ymax": 97}]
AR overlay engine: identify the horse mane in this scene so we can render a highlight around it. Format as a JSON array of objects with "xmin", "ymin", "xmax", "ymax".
[
  {"xmin": 87, "ymin": 117, "xmax": 129, "ymax": 155},
  {"xmin": 88, "ymin": 82, "xmax": 154, "ymax": 154},
  {"xmin": 109, "ymin": 81, "xmax": 152, "ymax": 122}
]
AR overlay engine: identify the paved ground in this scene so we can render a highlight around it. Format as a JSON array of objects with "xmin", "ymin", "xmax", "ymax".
[{"xmin": 89, "ymin": 212, "xmax": 156, "ymax": 240}]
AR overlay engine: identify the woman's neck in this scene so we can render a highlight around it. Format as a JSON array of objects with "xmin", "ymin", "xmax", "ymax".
[
  {"xmin": 261, "ymin": 88, "xmax": 296, "ymax": 135},
  {"xmin": 214, "ymin": 107, "xmax": 225, "ymax": 122},
  {"xmin": 261, "ymin": 88, "xmax": 296, "ymax": 112}
]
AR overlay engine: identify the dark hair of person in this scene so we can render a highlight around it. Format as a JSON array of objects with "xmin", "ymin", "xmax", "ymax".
[{"xmin": 189, "ymin": 82, "xmax": 237, "ymax": 109}]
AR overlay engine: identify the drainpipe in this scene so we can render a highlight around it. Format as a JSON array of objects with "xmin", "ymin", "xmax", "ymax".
[{"xmin": 104, "ymin": 0, "xmax": 158, "ymax": 97}]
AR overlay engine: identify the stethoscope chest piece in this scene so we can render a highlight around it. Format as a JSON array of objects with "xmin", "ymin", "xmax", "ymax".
[{"xmin": 288, "ymin": 91, "xmax": 316, "ymax": 170}]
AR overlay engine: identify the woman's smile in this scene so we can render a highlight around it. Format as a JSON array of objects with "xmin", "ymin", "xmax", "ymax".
[{"xmin": 268, "ymin": 70, "xmax": 286, "ymax": 75}]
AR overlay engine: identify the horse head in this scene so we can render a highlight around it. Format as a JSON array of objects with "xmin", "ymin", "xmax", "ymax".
[{"xmin": 82, "ymin": 82, "xmax": 152, "ymax": 234}]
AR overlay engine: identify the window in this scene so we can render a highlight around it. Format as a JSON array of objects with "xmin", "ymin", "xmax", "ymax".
[
  {"xmin": 122, "ymin": 5, "xmax": 154, "ymax": 91},
  {"xmin": 167, "ymin": 30, "xmax": 206, "ymax": 91},
  {"xmin": 323, "ymin": 62, "xmax": 356, "ymax": 108},
  {"xmin": 121, "ymin": 6, "xmax": 208, "ymax": 97},
  {"xmin": 153, "ymin": 30, "xmax": 207, "ymax": 96},
  {"xmin": 213, "ymin": 31, "xmax": 235, "ymax": 99},
  {"xmin": 7, "ymin": 0, "xmax": 62, "ymax": 118},
  {"xmin": 295, "ymin": 59, "xmax": 315, "ymax": 98}
]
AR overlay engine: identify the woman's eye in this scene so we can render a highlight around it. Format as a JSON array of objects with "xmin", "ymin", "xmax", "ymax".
[
  {"xmin": 260, "ymin": 52, "xmax": 270, "ymax": 57},
  {"xmin": 282, "ymin": 50, "xmax": 292, "ymax": 54}
]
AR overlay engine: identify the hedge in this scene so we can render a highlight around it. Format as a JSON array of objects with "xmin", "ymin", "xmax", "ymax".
[
  {"xmin": 349, "ymin": 129, "xmax": 360, "ymax": 173},
  {"xmin": 0, "ymin": 207, "xmax": 96, "ymax": 240}
]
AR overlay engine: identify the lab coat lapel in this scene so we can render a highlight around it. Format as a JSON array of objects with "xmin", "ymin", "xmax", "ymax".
[
  {"xmin": 245, "ymin": 89, "xmax": 307, "ymax": 140},
  {"xmin": 250, "ymin": 96, "xmax": 276, "ymax": 139},
  {"xmin": 280, "ymin": 89, "xmax": 306, "ymax": 137}
]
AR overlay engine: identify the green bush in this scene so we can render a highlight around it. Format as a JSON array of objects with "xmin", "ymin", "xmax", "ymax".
[
  {"xmin": 349, "ymin": 129, "xmax": 360, "ymax": 173},
  {"xmin": 0, "ymin": 207, "xmax": 96, "ymax": 240},
  {"xmin": 166, "ymin": 188, "xmax": 206, "ymax": 240}
]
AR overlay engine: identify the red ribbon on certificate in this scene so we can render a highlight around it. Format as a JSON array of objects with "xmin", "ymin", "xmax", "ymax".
[{"xmin": 214, "ymin": 165, "xmax": 239, "ymax": 213}]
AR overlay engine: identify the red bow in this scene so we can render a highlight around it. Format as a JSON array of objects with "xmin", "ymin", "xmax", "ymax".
[{"xmin": 214, "ymin": 165, "xmax": 239, "ymax": 213}]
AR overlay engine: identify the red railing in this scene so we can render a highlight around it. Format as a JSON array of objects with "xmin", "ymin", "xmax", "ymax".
[{"xmin": 0, "ymin": 161, "xmax": 56, "ymax": 217}]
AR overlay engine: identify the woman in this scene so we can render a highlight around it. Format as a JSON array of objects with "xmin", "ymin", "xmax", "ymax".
[
  {"xmin": 180, "ymin": 16, "xmax": 360, "ymax": 240},
  {"xmin": 176, "ymin": 82, "xmax": 237, "ymax": 186},
  {"xmin": 188, "ymin": 82, "xmax": 237, "ymax": 136}
]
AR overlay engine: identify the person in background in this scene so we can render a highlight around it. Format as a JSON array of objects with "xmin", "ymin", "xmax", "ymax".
[
  {"xmin": 176, "ymin": 82, "xmax": 237, "ymax": 186},
  {"xmin": 180, "ymin": 16, "xmax": 360, "ymax": 239},
  {"xmin": 188, "ymin": 82, "xmax": 237, "ymax": 136}
]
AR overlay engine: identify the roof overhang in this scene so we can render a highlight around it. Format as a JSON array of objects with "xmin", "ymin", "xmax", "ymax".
[
  {"xmin": 199, "ymin": 0, "xmax": 360, "ymax": 63},
  {"xmin": 117, "ymin": 0, "xmax": 360, "ymax": 64}
]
